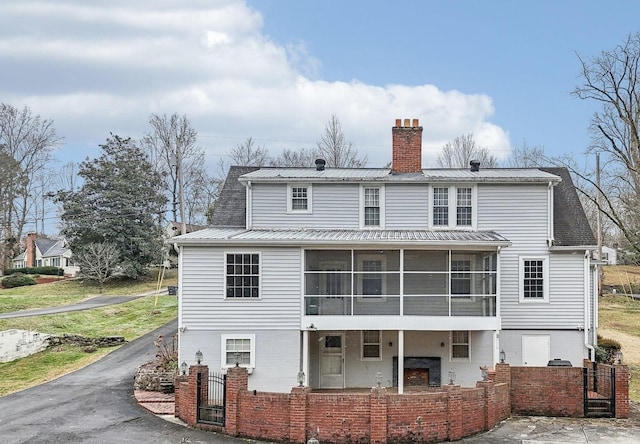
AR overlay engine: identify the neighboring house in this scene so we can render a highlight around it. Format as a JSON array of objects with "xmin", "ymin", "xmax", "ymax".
[
  {"xmin": 12, "ymin": 232, "xmax": 80, "ymax": 277},
  {"xmin": 173, "ymin": 119, "xmax": 599, "ymax": 393},
  {"xmin": 595, "ymin": 245, "xmax": 617, "ymax": 265}
]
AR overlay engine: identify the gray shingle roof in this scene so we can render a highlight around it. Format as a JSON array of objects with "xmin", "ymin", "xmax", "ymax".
[
  {"xmin": 540, "ymin": 167, "xmax": 596, "ymax": 247},
  {"xmin": 209, "ymin": 166, "xmax": 259, "ymax": 227}
]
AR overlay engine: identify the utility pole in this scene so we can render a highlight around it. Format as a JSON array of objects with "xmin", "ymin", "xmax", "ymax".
[
  {"xmin": 596, "ymin": 152, "xmax": 602, "ymax": 297},
  {"xmin": 177, "ymin": 144, "xmax": 186, "ymax": 236}
]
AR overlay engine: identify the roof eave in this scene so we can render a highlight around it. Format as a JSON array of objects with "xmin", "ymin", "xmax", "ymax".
[{"xmin": 173, "ymin": 238, "xmax": 512, "ymax": 248}]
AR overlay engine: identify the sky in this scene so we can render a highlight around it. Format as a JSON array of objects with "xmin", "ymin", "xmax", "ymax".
[{"xmin": 1, "ymin": 0, "xmax": 640, "ymax": 173}]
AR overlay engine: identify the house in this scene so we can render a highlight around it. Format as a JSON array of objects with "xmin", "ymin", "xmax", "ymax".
[
  {"xmin": 12, "ymin": 232, "xmax": 80, "ymax": 277},
  {"xmin": 172, "ymin": 119, "xmax": 598, "ymax": 393},
  {"xmin": 594, "ymin": 245, "xmax": 617, "ymax": 265}
]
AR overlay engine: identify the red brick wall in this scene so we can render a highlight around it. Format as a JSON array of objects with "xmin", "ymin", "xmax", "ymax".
[
  {"xmin": 510, "ymin": 366, "xmax": 583, "ymax": 417},
  {"xmin": 614, "ymin": 364, "xmax": 630, "ymax": 418},
  {"xmin": 387, "ymin": 392, "xmax": 448, "ymax": 443},
  {"xmin": 237, "ymin": 391, "xmax": 290, "ymax": 441},
  {"xmin": 461, "ymin": 388, "xmax": 485, "ymax": 436},
  {"xmin": 307, "ymin": 393, "xmax": 371, "ymax": 443}
]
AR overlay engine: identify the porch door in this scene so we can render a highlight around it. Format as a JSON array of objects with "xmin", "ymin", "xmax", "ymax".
[
  {"xmin": 522, "ymin": 335, "xmax": 550, "ymax": 366},
  {"xmin": 320, "ymin": 334, "xmax": 344, "ymax": 388}
]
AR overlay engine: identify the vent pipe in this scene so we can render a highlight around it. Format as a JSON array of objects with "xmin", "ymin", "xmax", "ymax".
[
  {"xmin": 315, "ymin": 158, "xmax": 326, "ymax": 171},
  {"xmin": 470, "ymin": 160, "xmax": 480, "ymax": 172}
]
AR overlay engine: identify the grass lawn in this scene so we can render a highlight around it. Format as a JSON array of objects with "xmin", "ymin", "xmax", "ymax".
[
  {"xmin": 0, "ymin": 268, "xmax": 177, "ymax": 313},
  {"xmin": 600, "ymin": 265, "xmax": 640, "ymax": 402},
  {"xmin": 0, "ymin": 269, "xmax": 178, "ymax": 397}
]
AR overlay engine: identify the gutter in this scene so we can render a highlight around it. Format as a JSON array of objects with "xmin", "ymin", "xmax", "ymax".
[{"xmin": 584, "ymin": 249, "xmax": 595, "ymax": 360}]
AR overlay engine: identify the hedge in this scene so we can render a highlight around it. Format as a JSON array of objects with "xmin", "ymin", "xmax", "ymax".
[
  {"xmin": 1, "ymin": 274, "xmax": 37, "ymax": 288},
  {"xmin": 4, "ymin": 266, "xmax": 64, "ymax": 276}
]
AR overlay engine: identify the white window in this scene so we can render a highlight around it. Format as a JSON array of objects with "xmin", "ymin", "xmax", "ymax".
[
  {"xmin": 450, "ymin": 331, "xmax": 470, "ymax": 360},
  {"xmin": 356, "ymin": 254, "xmax": 387, "ymax": 300},
  {"xmin": 221, "ymin": 334, "xmax": 255, "ymax": 369},
  {"xmin": 430, "ymin": 185, "xmax": 476, "ymax": 229},
  {"xmin": 361, "ymin": 330, "xmax": 382, "ymax": 360},
  {"xmin": 360, "ymin": 185, "xmax": 385, "ymax": 228},
  {"xmin": 225, "ymin": 253, "xmax": 260, "ymax": 298},
  {"xmin": 287, "ymin": 184, "xmax": 312, "ymax": 213},
  {"xmin": 519, "ymin": 256, "xmax": 549, "ymax": 302},
  {"xmin": 456, "ymin": 187, "xmax": 472, "ymax": 226},
  {"xmin": 450, "ymin": 256, "xmax": 472, "ymax": 295}
]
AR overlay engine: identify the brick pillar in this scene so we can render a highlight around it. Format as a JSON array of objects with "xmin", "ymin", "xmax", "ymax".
[
  {"xmin": 289, "ymin": 386, "xmax": 310, "ymax": 443},
  {"xmin": 370, "ymin": 387, "xmax": 388, "ymax": 444},
  {"xmin": 444, "ymin": 384, "xmax": 463, "ymax": 441},
  {"xmin": 614, "ymin": 364, "xmax": 630, "ymax": 418},
  {"xmin": 494, "ymin": 363, "xmax": 510, "ymax": 385},
  {"xmin": 178, "ymin": 364, "xmax": 209, "ymax": 426},
  {"xmin": 174, "ymin": 374, "xmax": 188, "ymax": 418},
  {"xmin": 225, "ymin": 366, "xmax": 249, "ymax": 436},
  {"xmin": 477, "ymin": 380, "xmax": 497, "ymax": 429}
]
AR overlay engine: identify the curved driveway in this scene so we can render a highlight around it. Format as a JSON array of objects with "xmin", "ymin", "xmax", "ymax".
[{"xmin": 0, "ymin": 320, "xmax": 256, "ymax": 444}]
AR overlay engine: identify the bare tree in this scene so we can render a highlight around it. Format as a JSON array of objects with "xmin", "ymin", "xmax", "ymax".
[
  {"xmin": 272, "ymin": 147, "xmax": 318, "ymax": 167},
  {"xmin": 317, "ymin": 114, "xmax": 367, "ymax": 168},
  {"xmin": 505, "ymin": 142, "xmax": 547, "ymax": 167},
  {"xmin": 74, "ymin": 242, "xmax": 120, "ymax": 293},
  {"xmin": 437, "ymin": 133, "xmax": 498, "ymax": 168},
  {"xmin": 228, "ymin": 137, "xmax": 271, "ymax": 166},
  {"xmin": 0, "ymin": 104, "xmax": 61, "ymax": 269},
  {"xmin": 144, "ymin": 113, "xmax": 215, "ymax": 229},
  {"xmin": 570, "ymin": 32, "xmax": 640, "ymax": 259}
]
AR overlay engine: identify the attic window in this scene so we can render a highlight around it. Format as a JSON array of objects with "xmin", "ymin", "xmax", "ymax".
[{"xmin": 287, "ymin": 184, "xmax": 312, "ymax": 213}]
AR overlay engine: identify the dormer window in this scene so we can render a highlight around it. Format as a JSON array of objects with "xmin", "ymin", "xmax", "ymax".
[
  {"xmin": 430, "ymin": 185, "xmax": 476, "ymax": 229},
  {"xmin": 287, "ymin": 184, "xmax": 312, "ymax": 213}
]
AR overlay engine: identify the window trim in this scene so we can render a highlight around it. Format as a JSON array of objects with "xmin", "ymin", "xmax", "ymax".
[
  {"xmin": 429, "ymin": 185, "xmax": 477, "ymax": 229},
  {"xmin": 356, "ymin": 254, "xmax": 387, "ymax": 301},
  {"xmin": 221, "ymin": 334, "xmax": 256, "ymax": 370},
  {"xmin": 518, "ymin": 256, "xmax": 549, "ymax": 303},
  {"xmin": 359, "ymin": 184, "xmax": 385, "ymax": 229},
  {"xmin": 287, "ymin": 184, "xmax": 312, "ymax": 213},
  {"xmin": 361, "ymin": 330, "xmax": 382, "ymax": 361},
  {"xmin": 450, "ymin": 330, "xmax": 471, "ymax": 361},
  {"xmin": 224, "ymin": 251, "xmax": 262, "ymax": 299}
]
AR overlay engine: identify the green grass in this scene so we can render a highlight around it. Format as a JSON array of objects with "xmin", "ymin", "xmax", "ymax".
[
  {"xmin": 0, "ymin": 268, "xmax": 177, "ymax": 313},
  {"xmin": 599, "ymin": 294, "xmax": 640, "ymax": 336},
  {"xmin": 0, "ymin": 293, "xmax": 178, "ymax": 396}
]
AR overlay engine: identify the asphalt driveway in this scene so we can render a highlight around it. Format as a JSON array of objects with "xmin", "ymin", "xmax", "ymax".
[{"xmin": 0, "ymin": 320, "xmax": 257, "ymax": 444}]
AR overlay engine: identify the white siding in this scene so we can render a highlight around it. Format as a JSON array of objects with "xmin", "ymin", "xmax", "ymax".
[
  {"xmin": 385, "ymin": 184, "xmax": 429, "ymax": 229},
  {"xmin": 178, "ymin": 329, "xmax": 300, "ymax": 393},
  {"xmin": 251, "ymin": 183, "xmax": 359, "ymax": 229},
  {"xmin": 180, "ymin": 246, "xmax": 302, "ymax": 330},
  {"xmin": 500, "ymin": 330, "xmax": 587, "ymax": 366}
]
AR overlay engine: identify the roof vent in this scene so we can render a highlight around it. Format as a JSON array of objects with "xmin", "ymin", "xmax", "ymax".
[
  {"xmin": 470, "ymin": 160, "xmax": 480, "ymax": 172},
  {"xmin": 315, "ymin": 158, "xmax": 326, "ymax": 171}
]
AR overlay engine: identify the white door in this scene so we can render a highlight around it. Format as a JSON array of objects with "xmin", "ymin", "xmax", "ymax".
[
  {"xmin": 522, "ymin": 335, "xmax": 550, "ymax": 366},
  {"xmin": 320, "ymin": 334, "xmax": 344, "ymax": 388}
]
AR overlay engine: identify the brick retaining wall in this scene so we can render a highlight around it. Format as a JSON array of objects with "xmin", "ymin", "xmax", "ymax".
[{"xmin": 175, "ymin": 362, "xmax": 629, "ymax": 443}]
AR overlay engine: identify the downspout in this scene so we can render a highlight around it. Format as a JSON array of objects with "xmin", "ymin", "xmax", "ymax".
[
  {"xmin": 547, "ymin": 181, "xmax": 554, "ymax": 247},
  {"xmin": 246, "ymin": 181, "xmax": 253, "ymax": 229},
  {"xmin": 175, "ymin": 243, "xmax": 185, "ymax": 364},
  {"xmin": 584, "ymin": 249, "xmax": 595, "ymax": 360}
]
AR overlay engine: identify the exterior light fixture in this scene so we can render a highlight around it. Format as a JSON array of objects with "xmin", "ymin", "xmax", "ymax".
[
  {"xmin": 195, "ymin": 349, "xmax": 203, "ymax": 364},
  {"xmin": 499, "ymin": 349, "xmax": 506, "ymax": 364},
  {"xmin": 234, "ymin": 351, "xmax": 241, "ymax": 367},
  {"xmin": 480, "ymin": 365, "xmax": 488, "ymax": 381},
  {"xmin": 448, "ymin": 371, "xmax": 456, "ymax": 385},
  {"xmin": 375, "ymin": 372, "xmax": 383, "ymax": 388},
  {"xmin": 180, "ymin": 361, "xmax": 188, "ymax": 375},
  {"xmin": 616, "ymin": 349, "xmax": 624, "ymax": 365},
  {"xmin": 297, "ymin": 370, "xmax": 305, "ymax": 387}
]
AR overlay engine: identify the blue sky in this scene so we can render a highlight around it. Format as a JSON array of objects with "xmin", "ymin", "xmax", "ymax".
[{"xmin": 1, "ymin": 0, "xmax": 639, "ymax": 172}]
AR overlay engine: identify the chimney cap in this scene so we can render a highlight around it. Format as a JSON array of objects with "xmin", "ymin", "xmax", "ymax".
[
  {"xmin": 315, "ymin": 158, "xmax": 326, "ymax": 171},
  {"xmin": 470, "ymin": 160, "xmax": 480, "ymax": 172}
]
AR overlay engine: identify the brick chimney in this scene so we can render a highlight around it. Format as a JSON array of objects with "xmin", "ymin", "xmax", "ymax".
[
  {"xmin": 25, "ymin": 232, "xmax": 37, "ymax": 268},
  {"xmin": 392, "ymin": 118, "xmax": 423, "ymax": 174}
]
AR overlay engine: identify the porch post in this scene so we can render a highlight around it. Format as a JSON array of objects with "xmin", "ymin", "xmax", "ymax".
[
  {"xmin": 398, "ymin": 330, "xmax": 404, "ymax": 394},
  {"xmin": 302, "ymin": 330, "xmax": 309, "ymax": 386}
]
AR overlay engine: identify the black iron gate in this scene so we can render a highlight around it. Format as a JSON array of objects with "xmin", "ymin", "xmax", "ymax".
[
  {"xmin": 583, "ymin": 363, "xmax": 615, "ymax": 417},
  {"xmin": 197, "ymin": 371, "xmax": 226, "ymax": 426}
]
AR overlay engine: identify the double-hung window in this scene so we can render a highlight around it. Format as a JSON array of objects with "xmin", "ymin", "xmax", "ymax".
[
  {"xmin": 221, "ymin": 334, "xmax": 255, "ymax": 369},
  {"xmin": 287, "ymin": 184, "xmax": 312, "ymax": 213},
  {"xmin": 226, "ymin": 253, "xmax": 260, "ymax": 298},
  {"xmin": 451, "ymin": 331, "xmax": 470, "ymax": 360},
  {"xmin": 519, "ymin": 256, "xmax": 549, "ymax": 302},
  {"xmin": 433, "ymin": 187, "xmax": 449, "ymax": 226},
  {"xmin": 360, "ymin": 185, "xmax": 384, "ymax": 228},
  {"xmin": 431, "ymin": 185, "xmax": 475, "ymax": 228},
  {"xmin": 361, "ymin": 330, "xmax": 382, "ymax": 360}
]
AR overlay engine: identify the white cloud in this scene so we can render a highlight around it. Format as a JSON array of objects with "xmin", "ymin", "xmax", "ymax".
[{"xmin": 0, "ymin": 0, "xmax": 511, "ymax": 169}]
